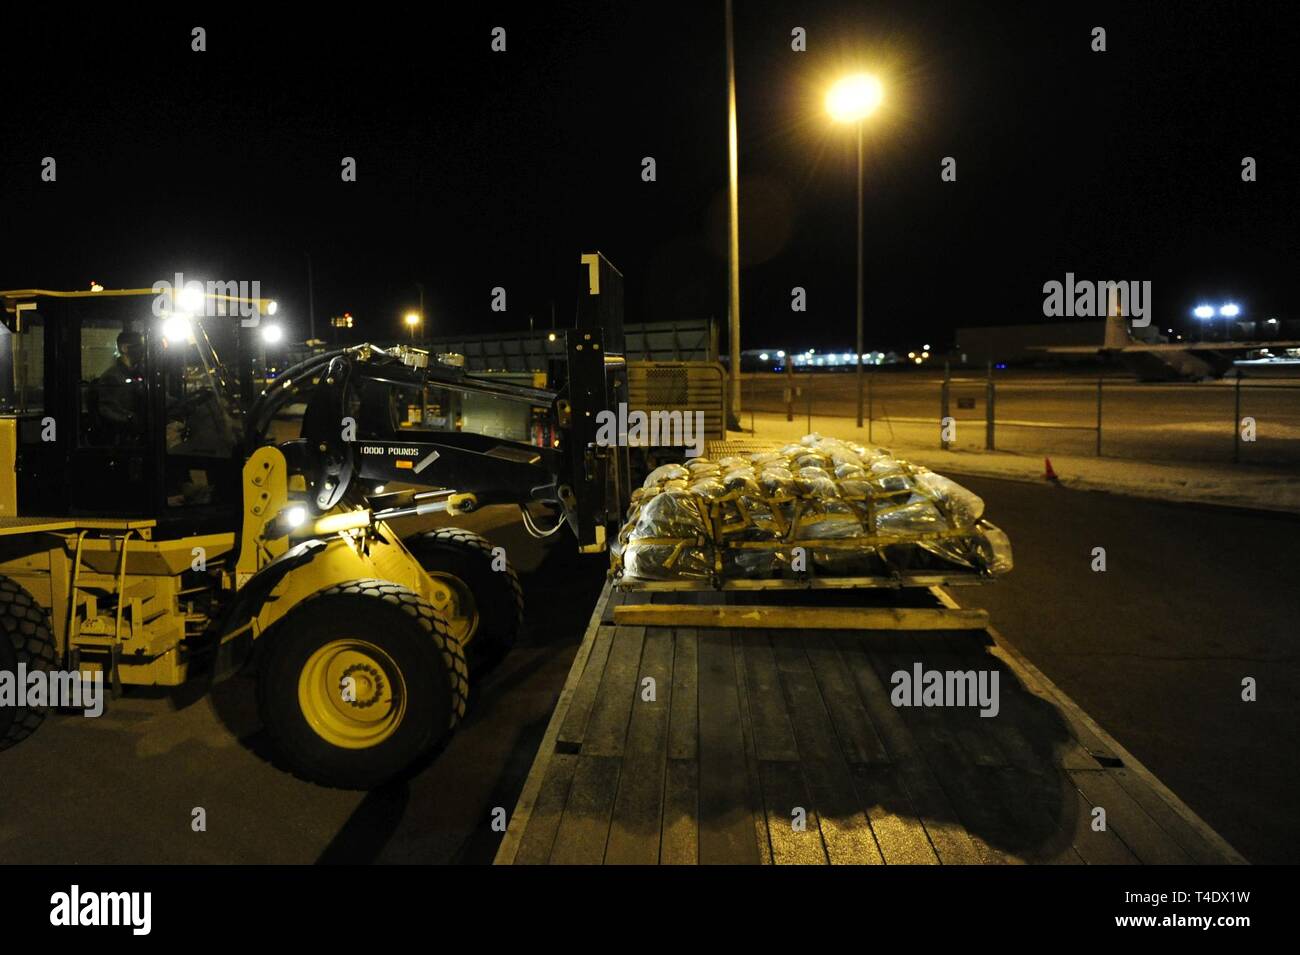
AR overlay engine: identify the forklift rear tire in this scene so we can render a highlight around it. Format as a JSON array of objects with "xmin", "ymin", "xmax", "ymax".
[
  {"xmin": 0, "ymin": 576, "xmax": 58, "ymax": 751},
  {"xmin": 257, "ymin": 580, "xmax": 469, "ymax": 789},
  {"xmin": 406, "ymin": 528, "xmax": 524, "ymax": 664}
]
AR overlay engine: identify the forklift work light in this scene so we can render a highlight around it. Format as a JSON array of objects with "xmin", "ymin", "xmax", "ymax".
[
  {"xmin": 161, "ymin": 314, "xmax": 193, "ymax": 344},
  {"xmin": 178, "ymin": 285, "xmax": 205, "ymax": 313}
]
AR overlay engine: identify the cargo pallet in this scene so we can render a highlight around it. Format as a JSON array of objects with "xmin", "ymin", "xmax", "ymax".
[{"xmin": 494, "ymin": 581, "xmax": 1245, "ymax": 865}]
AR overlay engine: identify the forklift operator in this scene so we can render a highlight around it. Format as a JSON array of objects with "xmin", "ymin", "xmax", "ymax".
[{"xmin": 93, "ymin": 330, "xmax": 149, "ymax": 444}]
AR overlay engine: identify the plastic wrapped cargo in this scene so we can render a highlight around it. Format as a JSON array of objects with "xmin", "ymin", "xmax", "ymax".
[{"xmin": 611, "ymin": 433, "xmax": 1013, "ymax": 585}]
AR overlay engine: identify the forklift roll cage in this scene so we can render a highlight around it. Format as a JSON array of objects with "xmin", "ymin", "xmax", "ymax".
[{"xmin": 1, "ymin": 272, "xmax": 630, "ymax": 550}]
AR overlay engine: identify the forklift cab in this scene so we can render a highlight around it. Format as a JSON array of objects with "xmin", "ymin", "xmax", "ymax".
[{"xmin": 1, "ymin": 290, "xmax": 261, "ymax": 535}]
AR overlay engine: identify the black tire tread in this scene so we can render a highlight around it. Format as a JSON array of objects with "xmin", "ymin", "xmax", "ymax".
[
  {"xmin": 309, "ymin": 579, "xmax": 469, "ymax": 725},
  {"xmin": 410, "ymin": 527, "xmax": 524, "ymax": 650},
  {"xmin": 0, "ymin": 576, "xmax": 58, "ymax": 751}
]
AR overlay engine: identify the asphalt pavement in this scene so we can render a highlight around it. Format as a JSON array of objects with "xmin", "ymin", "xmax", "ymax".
[
  {"xmin": 1, "ymin": 483, "xmax": 1294, "ymax": 864},
  {"xmin": 950, "ymin": 475, "xmax": 1300, "ymax": 865}
]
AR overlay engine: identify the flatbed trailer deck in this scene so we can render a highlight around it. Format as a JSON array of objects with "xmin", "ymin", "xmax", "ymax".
[{"xmin": 495, "ymin": 583, "xmax": 1245, "ymax": 865}]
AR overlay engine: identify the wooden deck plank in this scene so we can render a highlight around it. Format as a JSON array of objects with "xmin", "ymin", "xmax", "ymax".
[
  {"xmin": 918, "ymin": 643, "xmax": 1007, "ymax": 769},
  {"xmin": 548, "ymin": 755, "xmax": 622, "ymax": 864},
  {"xmin": 980, "ymin": 621, "xmax": 1245, "ymax": 864},
  {"xmin": 599, "ymin": 588, "xmax": 626, "ymax": 624},
  {"xmin": 938, "ymin": 633, "xmax": 1040, "ymax": 769},
  {"xmin": 666, "ymin": 629, "xmax": 699, "ymax": 760},
  {"xmin": 604, "ymin": 629, "xmax": 674, "ymax": 864},
  {"xmin": 512, "ymin": 753, "xmax": 578, "ymax": 865},
  {"xmin": 893, "ymin": 761, "xmax": 986, "ymax": 864},
  {"xmin": 1110, "ymin": 768, "xmax": 1226, "ymax": 865},
  {"xmin": 770, "ymin": 631, "xmax": 884, "ymax": 864},
  {"xmin": 695, "ymin": 631, "xmax": 761, "ymax": 864},
  {"xmin": 495, "ymin": 580, "xmax": 614, "ymax": 866},
  {"xmin": 661, "ymin": 759, "xmax": 699, "ymax": 864},
  {"xmin": 804, "ymin": 631, "xmax": 890, "ymax": 765},
  {"xmin": 849, "ymin": 764, "xmax": 941, "ymax": 865},
  {"xmin": 832, "ymin": 632, "xmax": 922, "ymax": 762},
  {"xmin": 982, "ymin": 766, "xmax": 1084, "ymax": 864},
  {"xmin": 1068, "ymin": 769, "xmax": 1194, "ymax": 865},
  {"xmin": 615, "ymin": 603, "xmax": 989, "ymax": 630},
  {"xmin": 868, "ymin": 644, "xmax": 1016, "ymax": 864},
  {"xmin": 555, "ymin": 625, "xmax": 617, "ymax": 752},
  {"xmin": 581, "ymin": 626, "xmax": 647, "ymax": 757},
  {"xmin": 759, "ymin": 761, "xmax": 828, "ymax": 864},
  {"xmin": 740, "ymin": 631, "xmax": 801, "ymax": 762},
  {"xmin": 924, "ymin": 634, "xmax": 1082, "ymax": 862},
  {"xmin": 1061, "ymin": 775, "xmax": 1141, "ymax": 865},
  {"xmin": 884, "ymin": 637, "xmax": 1086, "ymax": 864},
  {"xmin": 731, "ymin": 628, "xmax": 775, "ymax": 864},
  {"xmin": 832, "ymin": 632, "xmax": 985, "ymax": 864}
]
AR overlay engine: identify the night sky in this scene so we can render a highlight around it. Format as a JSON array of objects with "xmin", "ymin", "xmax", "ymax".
[{"xmin": 2, "ymin": 2, "xmax": 1296, "ymax": 351}]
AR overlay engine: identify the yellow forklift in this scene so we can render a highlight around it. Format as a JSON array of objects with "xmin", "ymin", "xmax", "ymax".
[{"xmin": 0, "ymin": 264, "xmax": 628, "ymax": 787}]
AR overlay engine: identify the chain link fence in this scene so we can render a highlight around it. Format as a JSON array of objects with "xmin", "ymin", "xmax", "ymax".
[{"xmin": 739, "ymin": 368, "xmax": 1300, "ymax": 466}]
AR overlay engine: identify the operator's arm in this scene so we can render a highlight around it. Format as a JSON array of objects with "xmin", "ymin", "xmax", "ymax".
[{"xmin": 95, "ymin": 367, "xmax": 137, "ymax": 426}]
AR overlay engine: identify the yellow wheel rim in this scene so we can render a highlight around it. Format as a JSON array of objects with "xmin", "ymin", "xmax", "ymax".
[
  {"xmin": 425, "ymin": 572, "xmax": 479, "ymax": 646},
  {"xmin": 297, "ymin": 639, "xmax": 406, "ymax": 749}
]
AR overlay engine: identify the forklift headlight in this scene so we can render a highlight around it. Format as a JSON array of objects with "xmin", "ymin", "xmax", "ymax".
[
  {"xmin": 178, "ymin": 285, "xmax": 205, "ymax": 313},
  {"xmin": 264, "ymin": 505, "xmax": 308, "ymax": 541},
  {"xmin": 162, "ymin": 314, "xmax": 193, "ymax": 344}
]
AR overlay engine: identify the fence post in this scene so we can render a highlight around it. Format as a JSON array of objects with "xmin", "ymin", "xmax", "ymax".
[
  {"xmin": 806, "ymin": 372, "xmax": 813, "ymax": 435},
  {"xmin": 747, "ymin": 372, "xmax": 754, "ymax": 434},
  {"xmin": 1233, "ymin": 371, "xmax": 1242, "ymax": 463},
  {"xmin": 941, "ymin": 361, "xmax": 951, "ymax": 450},
  {"xmin": 1095, "ymin": 376, "xmax": 1103, "ymax": 457},
  {"xmin": 784, "ymin": 357, "xmax": 794, "ymax": 422},
  {"xmin": 985, "ymin": 360, "xmax": 995, "ymax": 450},
  {"xmin": 868, "ymin": 372, "xmax": 874, "ymax": 445}
]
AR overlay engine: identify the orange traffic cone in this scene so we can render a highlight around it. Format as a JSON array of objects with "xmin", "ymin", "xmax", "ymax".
[{"xmin": 1044, "ymin": 457, "xmax": 1060, "ymax": 483}]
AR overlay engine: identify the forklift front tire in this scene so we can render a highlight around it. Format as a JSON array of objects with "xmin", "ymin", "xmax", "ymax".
[
  {"xmin": 0, "ymin": 577, "xmax": 58, "ymax": 751},
  {"xmin": 407, "ymin": 528, "xmax": 524, "ymax": 664},
  {"xmin": 257, "ymin": 580, "xmax": 468, "ymax": 789}
]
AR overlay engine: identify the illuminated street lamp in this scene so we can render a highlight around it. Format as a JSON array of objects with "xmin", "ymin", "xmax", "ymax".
[
  {"xmin": 827, "ymin": 74, "xmax": 884, "ymax": 124},
  {"xmin": 827, "ymin": 73, "xmax": 884, "ymax": 428},
  {"xmin": 258, "ymin": 323, "xmax": 284, "ymax": 383},
  {"xmin": 1218, "ymin": 303, "xmax": 1240, "ymax": 318},
  {"xmin": 1193, "ymin": 305, "xmax": 1215, "ymax": 319},
  {"xmin": 404, "ymin": 310, "xmax": 421, "ymax": 344}
]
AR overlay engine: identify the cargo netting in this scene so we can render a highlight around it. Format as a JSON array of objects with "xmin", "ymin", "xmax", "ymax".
[{"xmin": 611, "ymin": 433, "xmax": 1013, "ymax": 584}]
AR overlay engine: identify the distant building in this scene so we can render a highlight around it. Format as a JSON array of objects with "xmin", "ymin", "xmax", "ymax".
[{"xmin": 955, "ymin": 321, "xmax": 1108, "ymax": 366}]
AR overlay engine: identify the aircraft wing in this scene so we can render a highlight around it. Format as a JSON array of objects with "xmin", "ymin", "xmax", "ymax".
[
  {"xmin": 1030, "ymin": 345, "xmax": 1109, "ymax": 354},
  {"xmin": 1120, "ymin": 341, "xmax": 1300, "ymax": 353},
  {"xmin": 1033, "ymin": 341, "xmax": 1300, "ymax": 354}
]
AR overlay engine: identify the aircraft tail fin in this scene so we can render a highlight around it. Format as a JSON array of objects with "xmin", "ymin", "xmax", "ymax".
[{"xmin": 1103, "ymin": 304, "xmax": 1132, "ymax": 349}]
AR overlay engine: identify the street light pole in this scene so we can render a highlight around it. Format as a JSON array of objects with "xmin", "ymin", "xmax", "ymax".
[
  {"xmin": 855, "ymin": 121, "xmax": 864, "ymax": 428},
  {"xmin": 826, "ymin": 72, "xmax": 882, "ymax": 429},
  {"xmin": 725, "ymin": 0, "xmax": 743, "ymax": 428},
  {"xmin": 416, "ymin": 282, "xmax": 425, "ymax": 345},
  {"xmin": 305, "ymin": 251, "xmax": 316, "ymax": 341}
]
